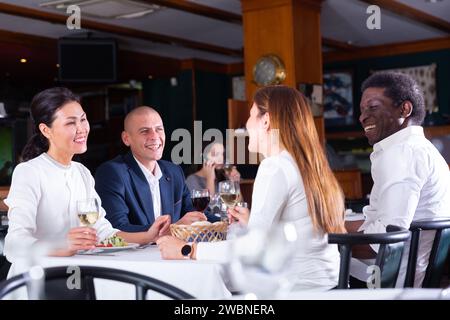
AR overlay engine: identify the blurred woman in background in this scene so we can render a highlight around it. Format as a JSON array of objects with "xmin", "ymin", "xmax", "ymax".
[{"xmin": 186, "ymin": 141, "xmax": 240, "ymax": 195}]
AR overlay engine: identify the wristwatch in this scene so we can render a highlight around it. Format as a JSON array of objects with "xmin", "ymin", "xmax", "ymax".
[{"xmin": 181, "ymin": 243, "xmax": 192, "ymax": 259}]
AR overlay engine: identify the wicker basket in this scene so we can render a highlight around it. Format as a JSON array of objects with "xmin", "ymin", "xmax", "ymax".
[{"xmin": 170, "ymin": 221, "xmax": 228, "ymax": 242}]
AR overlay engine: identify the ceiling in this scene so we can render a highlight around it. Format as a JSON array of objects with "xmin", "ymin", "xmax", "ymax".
[
  {"xmin": 322, "ymin": 0, "xmax": 448, "ymax": 47},
  {"xmin": 0, "ymin": 0, "xmax": 449, "ymax": 64}
]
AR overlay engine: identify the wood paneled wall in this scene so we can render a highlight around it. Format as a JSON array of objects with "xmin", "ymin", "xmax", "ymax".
[
  {"xmin": 0, "ymin": 187, "xmax": 9, "ymax": 212},
  {"xmin": 241, "ymin": 0, "xmax": 325, "ymax": 144}
]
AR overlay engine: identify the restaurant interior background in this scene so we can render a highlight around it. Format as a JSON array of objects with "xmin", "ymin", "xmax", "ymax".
[{"xmin": 0, "ymin": 0, "xmax": 449, "ymax": 282}]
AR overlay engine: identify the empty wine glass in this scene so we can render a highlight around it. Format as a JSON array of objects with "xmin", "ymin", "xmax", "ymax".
[
  {"xmin": 76, "ymin": 198, "xmax": 100, "ymax": 227},
  {"xmin": 191, "ymin": 189, "xmax": 210, "ymax": 212}
]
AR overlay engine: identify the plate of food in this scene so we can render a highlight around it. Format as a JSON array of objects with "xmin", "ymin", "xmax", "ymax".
[{"xmin": 79, "ymin": 235, "xmax": 139, "ymax": 254}]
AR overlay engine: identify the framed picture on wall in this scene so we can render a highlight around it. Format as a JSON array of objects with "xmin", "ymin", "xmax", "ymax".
[
  {"xmin": 373, "ymin": 63, "xmax": 438, "ymax": 114},
  {"xmin": 323, "ymin": 71, "xmax": 354, "ymax": 125},
  {"xmin": 232, "ymin": 76, "xmax": 246, "ymax": 101},
  {"xmin": 298, "ymin": 83, "xmax": 323, "ymax": 116}
]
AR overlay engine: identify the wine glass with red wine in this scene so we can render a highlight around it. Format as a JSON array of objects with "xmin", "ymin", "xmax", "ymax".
[{"xmin": 191, "ymin": 189, "xmax": 210, "ymax": 212}]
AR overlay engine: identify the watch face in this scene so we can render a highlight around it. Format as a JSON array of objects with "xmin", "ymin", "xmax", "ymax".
[
  {"xmin": 253, "ymin": 57, "xmax": 277, "ymax": 86},
  {"xmin": 181, "ymin": 244, "xmax": 192, "ymax": 257}
]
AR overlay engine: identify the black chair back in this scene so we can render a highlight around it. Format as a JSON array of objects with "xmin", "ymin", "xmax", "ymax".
[
  {"xmin": 404, "ymin": 218, "xmax": 450, "ymax": 288},
  {"xmin": 0, "ymin": 266, "xmax": 194, "ymax": 300},
  {"xmin": 328, "ymin": 225, "xmax": 410, "ymax": 289}
]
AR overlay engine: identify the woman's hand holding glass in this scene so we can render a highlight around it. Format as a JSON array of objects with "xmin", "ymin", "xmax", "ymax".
[
  {"xmin": 228, "ymin": 204, "xmax": 250, "ymax": 226},
  {"xmin": 66, "ymin": 227, "xmax": 98, "ymax": 253},
  {"xmin": 61, "ymin": 198, "xmax": 99, "ymax": 254}
]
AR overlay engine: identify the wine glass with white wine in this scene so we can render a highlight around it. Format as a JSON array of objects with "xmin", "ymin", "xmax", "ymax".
[
  {"xmin": 218, "ymin": 180, "xmax": 240, "ymax": 223},
  {"xmin": 76, "ymin": 198, "xmax": 100, "ymax": 227}
]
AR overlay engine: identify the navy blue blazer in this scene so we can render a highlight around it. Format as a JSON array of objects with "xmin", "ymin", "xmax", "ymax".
[{"xmin": 95, "ymin": 152, "xmax": 194, "ymax": 232}]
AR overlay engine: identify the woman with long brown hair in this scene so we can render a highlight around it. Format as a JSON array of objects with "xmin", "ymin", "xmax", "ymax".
[
  {"xmin": 244, "ymin": 85, "xmax": 345, "ymax": 234},
  {"xmin": 158, "ymin": 85, "xmax": 345, "ymax": 291}
]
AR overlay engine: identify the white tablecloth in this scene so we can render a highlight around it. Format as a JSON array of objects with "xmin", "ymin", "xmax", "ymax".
[{"xmin": 7, "ymin": 246, "xmax": 231, "ymax": 300}]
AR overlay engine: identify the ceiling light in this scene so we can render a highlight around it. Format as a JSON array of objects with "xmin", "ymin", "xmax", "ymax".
[
  {"xmin": 115, "ymin": 9, "xmax": 154, "ymax": 19},
  {"xmin": 39, "ymin": 0, "xmax": 163, "ymax": 19},
  {"xmin": 20, "ymin": 58, "xmax": 27, "ymax": 63},
  {"xmin": 40, "ymin": 0, "xmax": 73, "ymax": 6}
]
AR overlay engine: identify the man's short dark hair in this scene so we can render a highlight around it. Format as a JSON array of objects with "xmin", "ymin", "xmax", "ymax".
[{"xmin": 361, "ymin": 71, "xmax": 426, "ymax": 125}]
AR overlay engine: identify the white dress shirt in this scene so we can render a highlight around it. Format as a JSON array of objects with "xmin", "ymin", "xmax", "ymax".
[
  {"xmin": 133, "ymin": 157, "xmax": 162, "ymax": 220},
  {"xmin": 352, "ymin": 126, "xmax": 450, "ymax": 287},
  {"xmin": 197, "ymin": 150, "xmax": 340, "ymax": 291},
  {"xmin": 4, "ymin": 153, "xmax": 119, "ymax": 263}
]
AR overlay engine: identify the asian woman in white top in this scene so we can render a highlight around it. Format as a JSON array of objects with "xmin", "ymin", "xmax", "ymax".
[
  {"xmin": 157, "ymin": 85, "xmax": 346, "ymax": 291},
  {"xmin": 4, "ymin": 87, "xmax": 171, "ymax": 263}
]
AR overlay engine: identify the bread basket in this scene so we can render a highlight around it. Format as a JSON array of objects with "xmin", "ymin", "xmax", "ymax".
[{"xmin": 170, "ymin": 221, "xmax": 227, "ymax": 242}]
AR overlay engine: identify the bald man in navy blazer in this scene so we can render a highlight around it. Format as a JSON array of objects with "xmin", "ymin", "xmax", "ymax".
[{"xmin": 95, "ymin": 107, "xmax": 205, "ymax": 232}]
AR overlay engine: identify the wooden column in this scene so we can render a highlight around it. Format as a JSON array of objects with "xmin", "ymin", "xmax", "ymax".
[
  {"xmin": 242, "ymin": 0, "xmax": 324, "ymax": 143},
  {"xmin": 0, "ymin": 186, "xmax": 9, "ymax": 212}
]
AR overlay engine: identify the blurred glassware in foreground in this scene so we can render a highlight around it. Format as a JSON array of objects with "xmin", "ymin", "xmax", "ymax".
[
  {"xmin": 227, "ymin": 202, "xmax": 249, "ymax": 238},
  {"xmin": 225, "ymin": 222, "xmax": 298, "ymax": 299},
  {"xmin": 236, "ymin": 201, "xmax": 248, "ymax": 209}
]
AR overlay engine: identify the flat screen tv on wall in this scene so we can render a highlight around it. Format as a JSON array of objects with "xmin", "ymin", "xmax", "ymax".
[
  {"xmin": 0, "ymin": 126, "xmax": 14, "ymax": 186},
  {"xmin": 58, "ymin": 38, "xmax": 117, "ymax": 83}
]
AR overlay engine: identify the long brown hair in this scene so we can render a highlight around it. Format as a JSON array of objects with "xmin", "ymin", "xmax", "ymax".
[{"xmin": 253, "ymin": 85, "xmax": 345, "ymax": 234}]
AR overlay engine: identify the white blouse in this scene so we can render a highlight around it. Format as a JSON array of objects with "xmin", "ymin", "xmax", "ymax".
[
  {"xmin": 4, "ymin": 153, "xmax": 118, "ymax": 263},
  {"xmin": 197, "ymin": 150, "xmax": 340, "ymax": 291}
]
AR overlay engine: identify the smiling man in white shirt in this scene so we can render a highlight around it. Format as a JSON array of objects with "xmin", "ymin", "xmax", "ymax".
[{"xmin": 346, "ymin": 72, "xmax": 450, "ymax": 287}]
